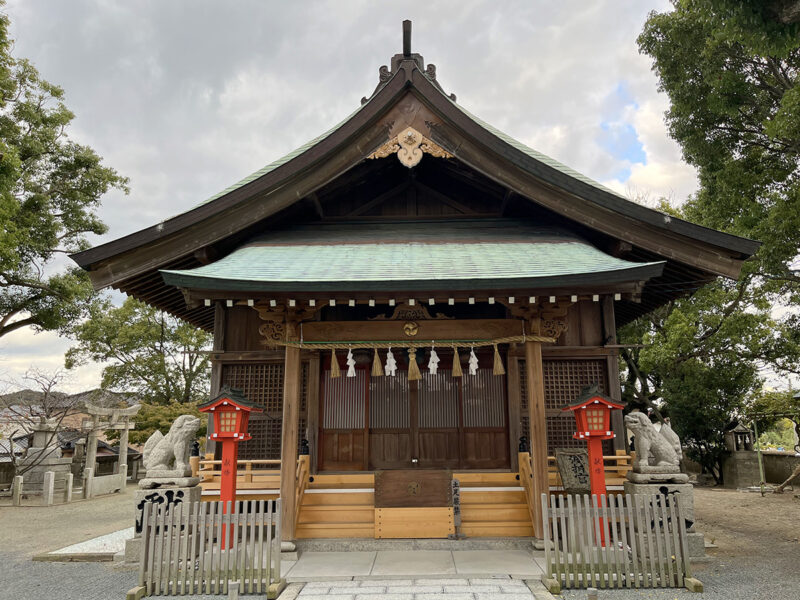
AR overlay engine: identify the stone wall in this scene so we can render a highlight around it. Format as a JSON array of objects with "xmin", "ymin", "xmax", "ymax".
[{"xmin": 722, "ymin": 450, "xmax": 800, "ymax": 488}]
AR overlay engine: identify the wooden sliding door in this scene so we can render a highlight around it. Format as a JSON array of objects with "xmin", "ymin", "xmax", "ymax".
[{"xmin": 319, "ymin": 351, "xmax": 510, "ymax": 471}]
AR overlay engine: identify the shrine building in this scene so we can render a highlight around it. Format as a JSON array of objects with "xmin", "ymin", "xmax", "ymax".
[{"xmin": 71, "ymin": 22, "xmax": 757, "ymax": 541}]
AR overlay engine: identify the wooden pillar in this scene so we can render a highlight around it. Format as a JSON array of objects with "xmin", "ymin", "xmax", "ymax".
[
  {"xmin": 208, "ymin": 302, "xmax": 226, "ymax": 456},
  {"xmin": 602, "ymin": 295, "xmax": 625, "ymax": 451},
  {"xmin": 280, "ymin": 320, "xmax": 301, "ymax": 541},
  {"xmin": 525, "ymin": 317, "xmax": 548, "ymax": 539}
]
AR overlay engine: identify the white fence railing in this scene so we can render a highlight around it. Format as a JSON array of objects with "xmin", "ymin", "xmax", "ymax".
[
  {"xmin": 541, "ymin": 493, "xmax": 701, "ymax": 591},
  {"xmin": 137, "ymin": 499, "xmax": 284, "ymax": 597}
]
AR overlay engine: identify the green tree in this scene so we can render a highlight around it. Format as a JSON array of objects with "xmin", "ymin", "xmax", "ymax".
[
  {"xmin": 748, "ymin": 388, "xmax": 800, "ymax": 451},
  {"xmin": 0, "ymin": 7, "xmax": 127, "ymax": 339},
  {"xmin": 620, "ymin": 278, "xmax": 777, "ymax": 482},
  {"xmin": 65, "ymin": 297, "xmax": 212, "ymax": 405},
  {"xmin": 626, "ymin": 0, "xmax": 800, "ymax": 483},
  {"xmin": 638, "ymin": 1, "xmax": 800, "ymax": 296}
]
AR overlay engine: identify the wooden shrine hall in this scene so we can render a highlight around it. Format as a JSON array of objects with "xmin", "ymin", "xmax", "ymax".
[{"xmin": 72, "ymin": 22, "xmax": 757, "ymax": 541}]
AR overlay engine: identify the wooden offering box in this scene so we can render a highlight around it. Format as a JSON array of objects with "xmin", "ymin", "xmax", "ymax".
[{"xmin": 374, "ymin": 470, "xmax": 455, "ymax": 538}]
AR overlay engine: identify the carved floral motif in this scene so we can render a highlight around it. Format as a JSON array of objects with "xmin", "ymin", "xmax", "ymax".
[{"xmin": 367, "ymin": 126, "xmax": 453, "ymax": 168}]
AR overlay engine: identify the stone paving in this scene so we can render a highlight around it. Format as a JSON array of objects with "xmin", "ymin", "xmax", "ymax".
[{"xmin": 278, "ymin": 576, "xmax": 555, "ymax": 600}]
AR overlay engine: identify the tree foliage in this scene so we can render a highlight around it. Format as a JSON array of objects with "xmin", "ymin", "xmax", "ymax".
[
  {"xmin": 619, "ymin": 279, "xmax": 778, "ymax": 482},
  {"xmin": 639, "ymin": 0, "xmax": 800, "ymax": 292},
  {"xmin": 66, "ymin": 297, "xmax": 212, "ymax": 406},
  {"xmin": 623, "ymin": 0, "xmax": 800, "ymax": 483},
  {"xmin": 0, "ymin": 7, "xmax": 127, "ymax": 339}
]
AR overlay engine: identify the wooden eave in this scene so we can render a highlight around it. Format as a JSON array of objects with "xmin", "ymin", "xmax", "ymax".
[{"xmin": 70, "ymin": 53, "xmax": 759, "ymax": 331}]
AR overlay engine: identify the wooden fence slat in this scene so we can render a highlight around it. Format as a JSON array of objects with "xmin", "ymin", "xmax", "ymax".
[
  {"xmin": 148, "ymin": 503, "xmax": 158, "ymax": 596},
  {"xmin": 557, "ymin": 494, "xmax": 569, "ymax": 587},
  {"xmin": 667, "ymin": 495, "xmax": 683, "ymax": 587},
  {"xmin": 659, "ymin": 496, "xmax": 675, "ymax": 587},
  {"xmin": 640, "ymin": 496, "xmax": 658, "ymax": 587},
  {"xmin": 615, "ymin": 494, "xmax": 632, "ymax": 589},
  {"xmin": 625, "ymin": 494, "xmax": 640, "ymax": 588},
  {"xmin": 591, "ymin": 495, "xmax": 606, "ymax": 589},
  {"xmin": 169, "ymin": 503, "xmax": 181, "ymax": 595},
  {"xmin": 580, "ymin": 495, "xmax": 595, "ymax": 588},
  {"xmin": 569, "ymin": 494, "xmax": 589, "ymax": 587},
  {"xmin": 599, "ymin": 496, "xmax": 614, "ymax": 588},
  {"xmin": 257, "ymin": 500, "xmax": 265, "ymax": 594},
  {"xmin": 651, "ymin": 496, "xmax": 666, "ymax": 587},
  {"xmin": 549, "ymin": 494, "xmax": 561, "ymax": 585},
  {"xmin": 565, "ymin": 494, "xmax": 577, "ymax": 587},
  {"xmin": 194, "ymin": 502, "xmax": 205, "ymax": 595},
  {"xmin": 270, "ymin": 499, "xmax": 280, "ymax": 585},
  {"xmin": 214, "ymin": 502, "xmax": 223, "ymax": 595},
  {"xmin": 203, "ymin": 502, "xmax": 217, "ymax": 594},
  {"xmin": 156, "ymin": 504, "xmax": 168, "ymax": 595},
  {"xmin": 676, "ymin": 495, "xmax": 693, "ymax": 582},
  {"xmin": 179, "ymin": 502, "xmax": 189, "ymax": 595},
  {"xmin": 240, "ymin": 506, "xmax": 248, "ymax": 593},
  {"xmin": 608, "ymin": 495, "xmax": 622, "ymax": 588},
  {"xmin": 248, "ymin": 503, "xmax": 257, "ymax": 593},
  {"xmin": 138, "ymin": 503, "xmax": 150, "ymax": 589}
]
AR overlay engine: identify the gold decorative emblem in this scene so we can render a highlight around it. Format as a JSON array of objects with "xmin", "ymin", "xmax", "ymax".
[
  {"xmin": 407, "ymin": 482, "xmax": 420, "ymax": 496},
  {"xmin": 403, "ymin": 321, "xmax": 419, "ymax": 337},
  {"xmin": 367, "ymin": 126, "xmax": 453, "ymax": 168}
]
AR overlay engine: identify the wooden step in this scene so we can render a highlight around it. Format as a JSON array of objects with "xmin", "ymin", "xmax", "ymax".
[
  {"xmin": 298, "ymin": 505, "xmax": 374, "ymax": 525},
  {"xmin": 296, "ymin": 522, "xmax": 374, "ymax": 539},
  {"xmin": 461, "ymin": 504, "xmax": 531, "ymax": 523},
  {"xmin": 460, "ymin": 522, "xmax": 534, "ymax": 537},
  {"xmin": 455, "ymin": 472, "xmax": 521, "ymax": 487},
  {"xmin": 301, "ymin": 491, "xmax": 374, "ymax": 506},
  {"xmin": 460, "ymin": 490, "xmax": 526, "ymax": 504}
]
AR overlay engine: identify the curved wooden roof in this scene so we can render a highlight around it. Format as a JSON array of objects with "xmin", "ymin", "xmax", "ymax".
[{"xmin": 70, "ymin": 28, "xmax": 758, "ymax": 330}]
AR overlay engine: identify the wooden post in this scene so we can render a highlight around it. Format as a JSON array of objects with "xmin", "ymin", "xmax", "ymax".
[
  {"xmin": 602, "ymin": 295, "xmax": 625, "ymax": 451},
  {"xmin": 525, "ymin": 316, "xmax": 549, "ymax": 539},
  {"xmin": 280, "ymin": 320, "xmax": 301, "ymax": 541}
]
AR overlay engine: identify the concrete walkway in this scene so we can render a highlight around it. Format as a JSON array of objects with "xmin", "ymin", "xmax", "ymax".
[
  {"xmin": 283, "ymin": 550, "xmax": 544, "ymax": 582},
  {"xmin": 280, "ymin": 576, "xmax": 553, "ymax": 600}
]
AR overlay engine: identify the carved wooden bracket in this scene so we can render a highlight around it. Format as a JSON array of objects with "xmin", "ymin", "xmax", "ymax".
[
  {"xmin": 508, "ymin": 303, "xmax": 571, "ymax": 341},
  {"xmin": 252, "ymin": 304, "xmax": 315, "ymax": 347},
  {"xmin": 368, "ymin": 126, "xmax": 453, "ymax": 168}
]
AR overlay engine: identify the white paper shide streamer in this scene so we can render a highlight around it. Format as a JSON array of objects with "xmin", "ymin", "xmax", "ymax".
[
  {"xmin": 468, "ymin": 347, "xmax": 479, "ymax": 375},
  {"xmin": 385, "ymin": 347, "xmax": 397, "ymax": 376},
  {"xmin": 346, "ymin": 348, "xmax": 356, "ymax": 377},
  {"xmin": 428, "ymin": 348, "xmax": 440, "ymax": 375}
]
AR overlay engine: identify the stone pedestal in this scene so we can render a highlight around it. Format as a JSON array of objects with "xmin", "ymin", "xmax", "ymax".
[
  {"xmin": 722, "ymin": 451, "xmax": 761, "ymax": 489},
  {"xmin": 19, "ymin": 447, "xmax": 72, "ymax": 495},
  {"xmin": 124, "ymin": 484, "xmax": 202, "ymax": 564},
  {"xmin": 624, "ymin": 481, "xmax": 704, "ymax": 558}
]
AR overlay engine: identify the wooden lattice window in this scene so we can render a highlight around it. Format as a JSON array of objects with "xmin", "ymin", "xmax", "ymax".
[
  {"xmin": 220, "ymin": 362, "xmax": 309, "ymax": 461},
  {"xmin": 518, "ymin": 358, "xmax": 610, "ymax": 454}
]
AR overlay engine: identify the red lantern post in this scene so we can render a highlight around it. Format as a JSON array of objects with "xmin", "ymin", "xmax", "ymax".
[
  {"xmin": 562, "ymin": 384, "xmax": 625, "ymax": 544},
  {"xmin": 199, "ymin": 387, "xmax": 261, "ymax": 548}
]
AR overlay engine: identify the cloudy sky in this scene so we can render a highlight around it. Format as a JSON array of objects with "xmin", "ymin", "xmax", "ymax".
[{"xmin": 1, "ymin": 0, "xmax": 695, "ymax": 392}]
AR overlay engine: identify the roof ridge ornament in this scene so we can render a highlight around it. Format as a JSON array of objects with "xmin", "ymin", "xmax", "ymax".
[
  {"xmin": 361, "ymin": 20, "xmax": 457, "ymax": 104},
  {"xmin": 367, "ymin": 126, "xmax": 453, "ymax": 168}
]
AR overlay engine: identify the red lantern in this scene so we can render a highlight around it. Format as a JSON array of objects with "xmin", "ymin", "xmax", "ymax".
[
  {"xmin": 562, "ymin": 384, "xmax": 624, "ymax": 500},
  {"xmin": 199, "ymin": 387, "xmax": 261, "ymax": 547}
]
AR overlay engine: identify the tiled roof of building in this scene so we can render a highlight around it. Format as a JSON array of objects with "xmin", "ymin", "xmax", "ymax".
[{"xmin": 161, "ymin": 219, "xmax": 664, "ymax": 292}]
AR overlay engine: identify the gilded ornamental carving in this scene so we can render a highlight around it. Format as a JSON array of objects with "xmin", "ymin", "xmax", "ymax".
[{"xmin": 368, "ymin": 126, "xmax": 453, "ymax": 168}]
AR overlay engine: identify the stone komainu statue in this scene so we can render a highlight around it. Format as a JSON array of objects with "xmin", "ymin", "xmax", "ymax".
[
  {"xmin": 142, "ymin": 415, "xmax": 201, "ymax": 474},
  {"xmin": 624, "ymin": 411, "xmax": 680, "ymax": 469}
]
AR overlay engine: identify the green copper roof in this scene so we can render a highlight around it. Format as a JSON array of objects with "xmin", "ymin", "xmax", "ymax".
[{"xmin": 161, "ymin": 220, "xmax": 664, "ymax": 292}]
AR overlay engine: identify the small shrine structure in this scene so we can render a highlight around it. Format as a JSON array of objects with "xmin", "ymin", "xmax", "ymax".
[{"xmin": 71, "ymin": 22, "xmax": 758, "ymax": 541}]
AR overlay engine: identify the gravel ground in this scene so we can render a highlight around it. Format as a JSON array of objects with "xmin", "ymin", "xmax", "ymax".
[{"xmin": 561, "ymin": 486, "xmax": 800, "ymax": 600}]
